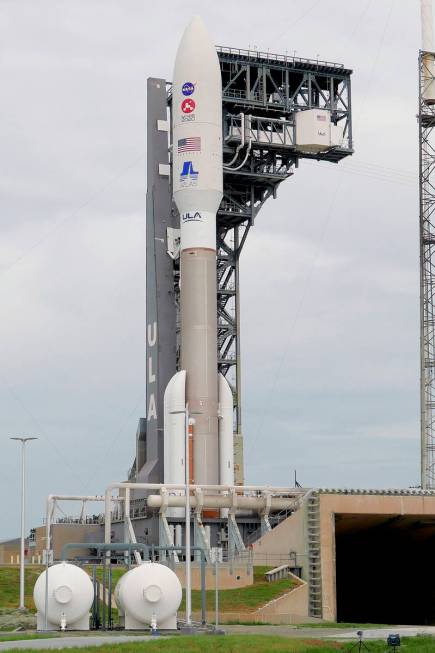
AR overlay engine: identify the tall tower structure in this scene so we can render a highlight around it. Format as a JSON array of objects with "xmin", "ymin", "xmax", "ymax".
[
  {"xmin": 420, "ymin": 0, "xmax": 435, "ymax": 488},
  {"xmin": 134, "ymin": 38, "xmax": 353, "ymax": 493}
]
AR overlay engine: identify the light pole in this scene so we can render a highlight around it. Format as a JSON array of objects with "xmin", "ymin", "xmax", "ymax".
[
  {"xmin": 170, "ymin": 404, "xmax": 200, "ymax": 632},
  {"xmin": 10, "ymin": 436, "xmax": 38, "ymax": 611}
]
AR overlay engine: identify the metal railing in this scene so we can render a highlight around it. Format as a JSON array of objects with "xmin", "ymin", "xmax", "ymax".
[
  {"xmin": 42, "ymin": 515, "xmax": 103, "ymax": 525},
  {"xmin": 216, "ymin": 45, "xmax": 345, "ymax": 70}
]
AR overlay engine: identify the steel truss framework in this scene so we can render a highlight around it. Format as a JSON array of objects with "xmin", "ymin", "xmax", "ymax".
[
  {"xmin": 171, "ymin": 46, "xmax": 353, "ymax": 444},
  {"xmin": 419, "ymin": 51, "xmax": 435, "ymax": 488}
]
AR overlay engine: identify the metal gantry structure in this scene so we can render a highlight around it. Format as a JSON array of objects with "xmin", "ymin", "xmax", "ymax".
[
  {"xmin": 138, "ymin": 45, "xmax": 352, "ymax": 489},
  {"xmin": 419, "ymin": 50, "xmax": 435, "ymax": 488},
  {"xmin": 187, "ymin": 47, "xmax": 353, "ymax": 474}
]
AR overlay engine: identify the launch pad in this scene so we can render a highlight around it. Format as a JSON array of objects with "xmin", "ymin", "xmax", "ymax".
[
  {"xmin": 137, "ymin": 46, "xmax": 353, "ymax": 488},
  {"xmin": 16, "ymin": 4, "xmax": 435, "ymax": 630},
  {"xmin": 118, "ymin": 36, "xmax": 354, "ymax": 563}
]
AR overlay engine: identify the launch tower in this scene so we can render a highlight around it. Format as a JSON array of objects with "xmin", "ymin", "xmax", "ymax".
[
  {"xmin": 121, "ymin": 25, "xmax": 353, "ymax": 558},
  {"xmin": 134, "ymin": 44, "xmax": 353, "ymax": 488},
  {"xmin": 420, "ymin": 0, "xmax": 435, "ymax": 488}
]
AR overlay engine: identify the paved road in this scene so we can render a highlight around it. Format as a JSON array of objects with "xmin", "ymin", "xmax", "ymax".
[
  {"xmin": 0, "ymin": 635, "xmax": 161, "ymax": 650},
  {"xmin": 225, "ymin": 624, "xmax": 435, "ymax": 639},
  {"xmin": 2, "ymin": 626, "xmax": 435, "ymax": 649},
  {"xmin": 328, "ymin": 626, "xmax": 435, "ymax": 640}
]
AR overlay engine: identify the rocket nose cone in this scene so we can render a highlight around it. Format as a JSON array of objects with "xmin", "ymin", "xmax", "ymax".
[
  {"xmin": 174, "ymin": 14, "xmax": 219, "ymax": 77},
  {"xmin": 180, "ymin": 15, "xmax": 211, "ymax": 42},
  {"xmin": 187, "ymin": 15, "xmax": 206, "ymax": 30}
]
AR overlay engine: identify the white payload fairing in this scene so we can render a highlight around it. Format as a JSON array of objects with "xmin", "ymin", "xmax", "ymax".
[{"xmin": 164, "ymin": 17, "xmax": 234, "ymax": 492}]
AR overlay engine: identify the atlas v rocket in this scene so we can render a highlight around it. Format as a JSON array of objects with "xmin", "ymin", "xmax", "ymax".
[{"xmin": 163, "ymin": 17, "xmax": 234, "ymax": 490}]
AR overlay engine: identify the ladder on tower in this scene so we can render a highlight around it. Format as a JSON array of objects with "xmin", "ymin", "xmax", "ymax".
[{"xmin": 306, "ymin": 492, "xmax": 322, "ymax": 618}]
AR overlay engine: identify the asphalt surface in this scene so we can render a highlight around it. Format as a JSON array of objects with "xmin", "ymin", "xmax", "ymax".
[
  {"xmin": 328, "ymin": 626, "xmax": 435, "ymax": 640},
  {"xmin": 1, "ymin": 626, "xmax": 435, "ymax": 649},
  {"xmin": 0, "ymin": 635, "xmax": 160, "ymax": 650},
  {"xmin": 225, "ymin": 624, "xmax": 435, "ymax": 639}
]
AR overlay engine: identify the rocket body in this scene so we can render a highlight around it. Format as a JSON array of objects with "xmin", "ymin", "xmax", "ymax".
[{"xmin": 171, "ymin": 16, "xmax": 223, "ymax": 486}]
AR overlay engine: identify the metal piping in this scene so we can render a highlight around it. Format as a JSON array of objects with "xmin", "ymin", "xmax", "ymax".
[
  {"xmin": 223, "ymin": 112, "xmax": 245, "ymax": 168},
  {"xmin": 60, "ymin": 542, "xmax": 150, "ymax": 561},
  {"xmin": 147, "ymin": 494, "xmax": 299, "ymax": 511},
  {"xmin": 60, "ymin": 542, "xmax": 208, "ymax": 626},
  {"xmin": 103, "ymin": 482, "xmax": 306, "ymax": 546},
  {"xmin": 44, "ymin": 494, "xmax": 121, "ymax": 632}
]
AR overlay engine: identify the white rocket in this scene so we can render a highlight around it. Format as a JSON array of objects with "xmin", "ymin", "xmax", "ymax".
[{"xmin": 164, "ymin": 17, "xmax": 234, "ymax": 495}]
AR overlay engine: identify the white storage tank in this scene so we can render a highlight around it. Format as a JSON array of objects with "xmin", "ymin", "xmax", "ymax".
[
  {"xmin": 115, "ymin": 562, "xmax": 182, "ymax": 630},
  {"xmin": 33, "ymin": 562, "xmax": 94, "ymax": 631}
]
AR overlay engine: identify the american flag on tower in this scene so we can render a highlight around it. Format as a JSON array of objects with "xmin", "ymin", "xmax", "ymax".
[{"xmin": 178, "ymin": 137, "xmax": 201, "ymax": 153}]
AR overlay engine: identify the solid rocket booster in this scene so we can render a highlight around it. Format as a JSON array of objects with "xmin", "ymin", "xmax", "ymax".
[{"xmin": 170, "ymin": 16, "xmax": 224, "ymax": 487}]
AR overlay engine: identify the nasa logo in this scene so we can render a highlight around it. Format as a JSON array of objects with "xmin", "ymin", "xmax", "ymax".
[
  {"xmin": 182, "ymin": 211, "xmax": 203, "ymax": 222},
  {"xmin": 181, "ymin": 98, "xmax": 196, "ymax": 114},
  {"xmin": 182, "ymin": 82, "xmax": 195, "ymax": 96}
]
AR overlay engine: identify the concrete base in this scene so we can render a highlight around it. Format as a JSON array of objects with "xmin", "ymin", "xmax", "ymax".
[
  {"xmin": 180, "ymin": 624, "xmax": 199, "ymax": 635},
  {"xmin": 124, "ymin": 612, "xmax": 178, "ymax": 630},
  {"xmin": 36, "ymin": 611, "xmax": 90, "ymax": 631},
  {"xmin": 207, "ymin": 628, "xmax": 226, "ymax": 635}
]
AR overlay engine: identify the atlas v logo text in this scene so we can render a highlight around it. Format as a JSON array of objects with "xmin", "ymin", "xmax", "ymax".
[
  {"xmin": 182, "ymin": 212, "xmax": 203, "ymax": 222},
  {"xmin": 180, "ymin": 161, "xmax": 199, "ymax": 186}
]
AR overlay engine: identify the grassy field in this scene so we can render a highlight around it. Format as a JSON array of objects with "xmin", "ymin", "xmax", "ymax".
[
  {"xmin": 0, "ymin": 564, "xmax": 300, "ymax": 630},
  {"xmin": 180, "ymin": 566, "xmax": 300, "ymax": 613},
  {"xmin": 0, "ymin": 633, "xmax": 57, "ymax": 642},
  {"xmin": 6, "ymin": 635, "xmax": 435, "ymax": 653},
  {"xmin": 295, "ymin": 623, "xmax": 393, "ymax": 629},
  {"xmin": 0, "ymin": 567, "xmax": 43, "ymax": 611},
  {"xmin": 90, "ymin": 565, "xmax": 128, "ymax": 587},
  {"xmin": 89, "ymin": 564, "xmax": 300, "ymax": 614}
]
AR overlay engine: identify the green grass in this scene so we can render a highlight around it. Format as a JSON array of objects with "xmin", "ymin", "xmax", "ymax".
[
  {"xmin": 180, "ymin": 566, "xmax": 300, "ymax": 613},
  {"xmin": 87, "ymin": 564, "xmax": 300, "ymax": 615},
  {"xmin": 8, "ymin": 635, "xmax": 435, "ymax": 653},
  {"xmin": 86, "ymin": 565, "xmax": 128, "ymax": 588},
  {"xmin": 0, "ymin": 566, "xmax": 43, "ymax": 611},
  {"xmin": 295, "ymin": 623, "xmax": 393, "ymax": 629},
  {"xmin": 0, "ymin": 633, "xmax": 57, "ymax": 642},
  {"xmin": 0, "ymin": 564, "xmax": 298, "ymax": 628}
]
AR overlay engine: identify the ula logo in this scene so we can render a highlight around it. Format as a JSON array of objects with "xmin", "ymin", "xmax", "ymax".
[
  {"xmin": 180, "ymin": 161, "xmax": 199, "ymax": 184},
  {"xmin": 182, "ymin": 212, "xmax": 203, "ymax": 222},
  {"xmin": 182, "ymin": 82, "xmax": 195, "ymax": 96}
]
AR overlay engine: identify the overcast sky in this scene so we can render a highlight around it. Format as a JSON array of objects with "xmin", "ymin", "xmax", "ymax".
[{"xmin": 0, "ymin": 0, "xmax": 421, "ymax": 540}]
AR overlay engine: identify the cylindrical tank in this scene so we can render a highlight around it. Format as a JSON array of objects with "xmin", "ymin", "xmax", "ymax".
[
  {"xmin": 33, "ymin": 563, "xmax": 94, "ymax": 630},
  {"xmin": 175, "ymin": 524, "xmax": 183, "ymax": 547},
  {"xmin": 115, "ymin": 563, "xmax": 182, "ymax": 629}
]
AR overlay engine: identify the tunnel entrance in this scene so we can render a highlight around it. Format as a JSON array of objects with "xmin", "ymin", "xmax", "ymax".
[{"xmin": 335, "ymin": 513, "xmax": 435, "ymax": 624}]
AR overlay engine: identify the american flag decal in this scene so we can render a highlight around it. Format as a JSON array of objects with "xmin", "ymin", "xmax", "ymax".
[{"xmin": 178, "ymin": 137, "xmax": 201, "ymax": 153}]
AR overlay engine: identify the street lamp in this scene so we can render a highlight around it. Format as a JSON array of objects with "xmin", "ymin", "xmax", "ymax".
[{"xmin": 10, "ymin": 436, "xmax": 38, "ymax": 611}]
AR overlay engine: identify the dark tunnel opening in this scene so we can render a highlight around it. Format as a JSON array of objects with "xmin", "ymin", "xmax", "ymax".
[{"xmin": 335, "ymin": 513, "xmax": 435, "ymax": 624}]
